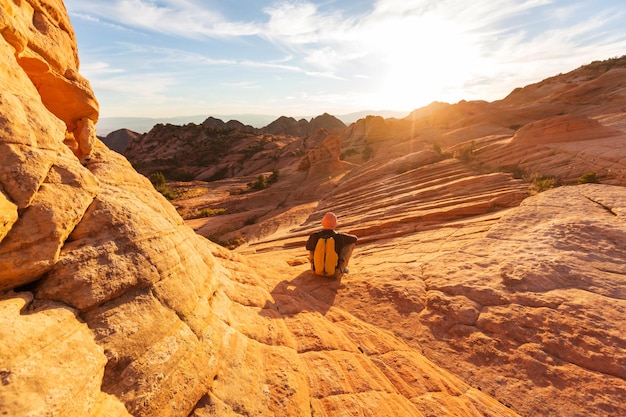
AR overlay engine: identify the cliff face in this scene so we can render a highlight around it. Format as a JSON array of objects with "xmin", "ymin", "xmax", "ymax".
[{"xmin": 0, "ymin": 1, "xmax": 218, "ymax": 415}]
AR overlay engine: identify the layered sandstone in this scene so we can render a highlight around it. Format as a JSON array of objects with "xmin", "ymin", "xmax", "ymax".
[
  {"xmin": 0, "ymin": 2, "xmax": 537, "ymax": 417},
  {"xmin": 3, "ymin": 1, "xmax": 626, "ymax": 416}
]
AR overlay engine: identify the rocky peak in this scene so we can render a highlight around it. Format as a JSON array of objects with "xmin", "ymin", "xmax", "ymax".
[
  {"xmin": 201, "ymin": 116, "xmax": 228, "ymax": 128},
  {"xmin": 309, "ymin": 112, "xmax": 347, "ymax": 131},
  {"xmin": 101, "ymin": 128, "xmax": 141, "ymax": 153},
  {"xmin": 262, "ymin": 113, "xmax": 346, "ymax": 136}
]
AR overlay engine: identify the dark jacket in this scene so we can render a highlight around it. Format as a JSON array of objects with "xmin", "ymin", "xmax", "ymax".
[{"xmin": 306, "ymin": 229, "xmax": 357, "ymax": 256}]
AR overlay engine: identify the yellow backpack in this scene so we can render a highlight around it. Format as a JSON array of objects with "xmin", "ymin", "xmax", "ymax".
[{"xmin": 312, "ymin": 235, "xmax": 339, "ymax": 277}]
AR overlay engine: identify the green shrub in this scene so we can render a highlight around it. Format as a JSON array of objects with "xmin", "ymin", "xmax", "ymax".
[
  {"xmin": 578, "ymin": 171, "xmax": 599, "ymax": 184},
  {"xmin": 148, "ymin": 171, "xmax": 177, "ymax": 200},
  {"xmin": 191, "ymin": 208, "xmax": 228, "ymax": 219},
  {"xmin": 527, "ymin": 173, "xmax": 560, "ymax": 195},
  {"xmin": 149, "ymin": 171, "xmax": 166, "ymax": 187},
  {"xmin": 250, "ymin": 175, "xmax": 268, "ymax": 190}
]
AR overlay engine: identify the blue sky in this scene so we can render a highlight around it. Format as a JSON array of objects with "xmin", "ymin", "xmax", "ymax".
[{"xmin": 64, "ymin": 0, "xmax": 626, "ymax": 120}]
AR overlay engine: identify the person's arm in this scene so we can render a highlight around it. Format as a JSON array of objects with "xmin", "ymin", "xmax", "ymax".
[
  {"xmin": 339, "ymin": 233, "xmax": 357, "ymax": 245},
  {"xmin": 305, "ymin": 233, "xmax": 318, "ymax": 251}
]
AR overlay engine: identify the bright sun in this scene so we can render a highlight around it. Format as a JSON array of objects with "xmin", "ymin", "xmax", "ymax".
[{"xmin": 367, "ymin": 14, "xmax": 478, "ymax": 110}]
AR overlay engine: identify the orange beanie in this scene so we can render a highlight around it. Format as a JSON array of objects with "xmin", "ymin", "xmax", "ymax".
[{"xmin": 321, "ymin": 212, "xmax": 338, "ymax": 229}]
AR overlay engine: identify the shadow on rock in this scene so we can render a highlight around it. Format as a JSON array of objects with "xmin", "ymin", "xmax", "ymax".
[{"xmin": 260, "ymin": 270, "xmax": 343, "ymax": 318}]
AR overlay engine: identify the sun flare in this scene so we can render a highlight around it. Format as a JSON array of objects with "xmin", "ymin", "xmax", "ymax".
[{"xmin": 366, "ymin": 14, "xmax": 479, "ymax": 110}]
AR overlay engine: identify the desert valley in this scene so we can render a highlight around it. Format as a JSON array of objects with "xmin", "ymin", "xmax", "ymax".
[{"xmin": 1, "ymin": 1, "xmax": 626, "ymax": 417}]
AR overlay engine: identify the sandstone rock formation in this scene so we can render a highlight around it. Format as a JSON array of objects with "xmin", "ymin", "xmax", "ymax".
[
  {"xmin": 261, "ymin": 113, "xmax": 346, "ymax": 137},
  {"xmin": 1, "ymin": 2, "xmax": 626, "ymax": 417},
  {"xmin": 121, "ymin": 113, "xmax": 346, "ymax": 183},
  {"xmin": 101, "ymin": 128, "xmax": 141, "ymax": 154},
  {"xmin": 189, "ymin": 56, "xmax": 626, "ymax": 416},
  {"xmin": 0, "ymin": 0, "xmax": 98, "ymax": 161},
  {"xmin": 201, "ymin": 116, "xmax": 255, "ymax": 131}
]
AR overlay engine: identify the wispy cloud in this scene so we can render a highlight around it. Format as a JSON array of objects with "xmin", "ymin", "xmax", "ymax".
[
  {"xmin": 221, "ymin": 81, "xmax": 261, "ymax": 89},
  {"xmin": 80, "ymin": 62, "xmax": 125, "ymax": 76},
  {"xmin": 65, "ymin": 0, "xmax": 626, "ymax": 117},
  {"xmin": 67, "ymin": 0, "xmax": 261, "ymax": 38}
]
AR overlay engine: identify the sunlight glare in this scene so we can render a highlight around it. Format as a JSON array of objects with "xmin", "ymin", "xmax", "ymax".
[{"xmin": 366, "ymin": 14, "xmax": 479, "ymax": 110}]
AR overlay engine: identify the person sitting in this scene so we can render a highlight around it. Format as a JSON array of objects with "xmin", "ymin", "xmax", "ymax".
[{"xmin": 305, "ymin": 212, "xmax": 357, "ymax": 278}]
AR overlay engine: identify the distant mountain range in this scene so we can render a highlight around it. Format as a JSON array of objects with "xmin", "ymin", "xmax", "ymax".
[{"xmin": 96, "ymin": 110, "xmax": 409, "ymax": 136}]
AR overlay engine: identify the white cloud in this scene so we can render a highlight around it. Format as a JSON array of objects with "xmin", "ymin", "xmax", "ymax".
[
  {"xmin": 80, "ymin": 62, "xmax": 125, "ymax": 76},
  {"xmin": 66, "ymin": 0, "xmax": 261, "ymax": 38},
  {"xmin": 221, "ymin": 81, "xmax": 261, "ymax": 89},
  {"xmin": 66, "ymin": 0, "xmax": 626, "ymax": 116}
]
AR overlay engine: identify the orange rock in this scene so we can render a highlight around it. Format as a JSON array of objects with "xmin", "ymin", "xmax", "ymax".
[
  {"xmin": 1, "ymin": 2, "xmax": 625, "ymax": 416},
  {"xmin": 0, "ymin": 291, "xmax": 130, "ymax": 416},
  {"xmin": 512, "ymin": 114, "xmax": 620, "ymax": 145}
]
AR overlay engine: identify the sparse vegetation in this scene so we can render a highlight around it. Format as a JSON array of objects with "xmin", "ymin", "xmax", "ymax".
[
  {"xmin": 248, "ymin": 169, "xmax": 280, "ymax": 191},
  {"xmin": 206, "ymin": 234, "xmax": 246, "ymax": 249},
  {"xmin": 149, "ymin": 171, "xmax": 177, "ymax": 200},
  {"xmin": 268, "ymin": 169, "xmax": 279, "ymax": 184},
  {"xmin": 432, "ymin": 142, "xmax": 452, "ymax": 159},
  {"xmin": 454, "ymin": 141, "xmax": 476, "ymax": 163},
  {"xmin": 250, "ymin": 175, "xmax": 269, "ymax": 190},
  {"xmin": 526, "ymin": 172, "xmax": 560, "ymax": 195},
  {"xmin": 241, "ymin": 142, "xmax": 266, "ymax": 159},
  {"xmin": 173, "ymin": 186, "xmax": 211, "ymax": 200},
  {"xmin": 578, "ymin": 171, "xmax": 599, "ymax": 184},
  {"xmin": 582, "ymin": 55, "xmax": 626, "ymax": 75},
  {"xmin": 189, "ymin": 208, "xmax": 229, "ymax": 219},
  {"xmin": 149, "ymin": 171, "xmax": 166, "ymax": 188}
]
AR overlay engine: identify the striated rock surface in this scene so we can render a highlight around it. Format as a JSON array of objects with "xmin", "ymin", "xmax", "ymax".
[
  {"xmin": 216, "ymin": 56, "xmax": 626, "ymax": 416},
  {"xmin": 321, "ymin": 184, "xmax": 626, "ymax": 417},
  {"xmin": 1, "ymin": 2, "xmax": 625, "ymax": 417},
  {"xmin": 0, "ymin": 1, "xmax": 528, "ymax": 417},
  {"xmin": 0, "ymin": 291, "xmax": 130, "ymax": 417}
]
